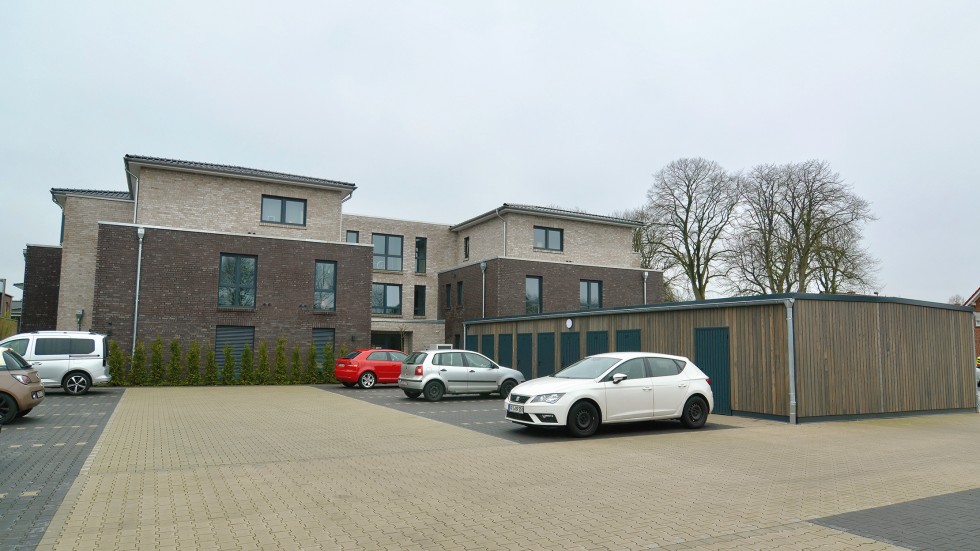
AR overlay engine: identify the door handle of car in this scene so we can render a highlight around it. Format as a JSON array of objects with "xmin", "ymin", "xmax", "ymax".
[
  {"xmin": 678, "ymin": 383, "xmax": 688, "ymax": 388},
  {"xmin": 643, "ymin": 387, "xmax": 652, "ymax": 391},
  {"xmin": 440, "ymin": 368, "xmax": 448, "ymax": 372}
]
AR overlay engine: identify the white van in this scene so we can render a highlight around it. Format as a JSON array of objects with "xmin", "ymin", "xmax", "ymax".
[{"xmin": 0, "ymin": 331, "xmax": 110, "ymax": 395}]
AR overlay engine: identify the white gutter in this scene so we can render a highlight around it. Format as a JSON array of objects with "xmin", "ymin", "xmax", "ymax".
[
  {"xmin": 494, "ymin": 207, "xmax": 507, "ymax": 257},
  {"xmin": 126, "ymin": 169, "xmax": 140, "ymax": 224},
  {"xmin": 785, "ymin": 298, "xmax": 797, "ymax": 424},
  {"xmin": 642, "ymin": 271, "xmax": 649, "ymax": 303},
  {"xmin": 131, "ymin": 227, "xmax": 145, "ymax": 353},
  {"xmin": 480, "ymin": 261, "xmax": 487, "ymax": 317}
]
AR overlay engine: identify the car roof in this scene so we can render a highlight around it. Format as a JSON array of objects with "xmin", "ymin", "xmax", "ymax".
[
  {"xmin": 353, "ymin": 348, "xmax": 405, "ymax": 353},
  {"xmin": 588, "ymin": 351, "xmax": 690, "ymax": 362},
  {"xmin": 5, "ymin": 331, "xmax": 104, "ymax": 337}
]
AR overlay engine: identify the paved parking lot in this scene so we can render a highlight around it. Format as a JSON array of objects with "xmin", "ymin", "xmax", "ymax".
[{"xmin": 1, "ymin": 384, "xmax": 978, "ymax": 550}]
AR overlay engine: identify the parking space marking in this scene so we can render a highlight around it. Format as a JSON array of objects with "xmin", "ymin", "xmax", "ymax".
[{"xmin": 20, "ymin": 492, "xmax": 38, "ymax": 497}]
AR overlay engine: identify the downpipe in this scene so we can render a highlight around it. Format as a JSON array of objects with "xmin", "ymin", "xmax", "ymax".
[
  {"xmin": 785, "ymin": 298, "xmax": 797, "ymax": 424},
  {"xmin": 131, "ymin": 227, "xmax": 145, "ymax": 354}
]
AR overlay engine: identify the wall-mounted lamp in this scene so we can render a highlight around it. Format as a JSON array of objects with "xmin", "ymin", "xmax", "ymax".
[{"xmin": 75, "ymin": 308, "xmax": 84, "ymax": 331}]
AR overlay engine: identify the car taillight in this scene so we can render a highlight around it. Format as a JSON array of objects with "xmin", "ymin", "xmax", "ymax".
[
  {"xmin": 12, "ymin": 374, "xmax": 31, "ymax": 385},
  {"xmin": 414, "ymin": 365, "xmax": 423, "ymax": 376},
  {"xmin": 706, "ymin": 378, "xmax": 711, "ymax": 385}
]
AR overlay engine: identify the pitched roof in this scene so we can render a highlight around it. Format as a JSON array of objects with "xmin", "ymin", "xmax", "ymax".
[
  {"xmin": 123, "ymin": 155, "xmax": 356, "ymax": 195},
  {"xmin": 965, "ymin": 286, "xmax": 980, "ymax": 306},
  {"xmin": 50, "ymin": 188, "xmax": 132, "ymax": 208},
  {"xmin": 450, "ymin": 203, "xmax": 641, "ymax": 232}
]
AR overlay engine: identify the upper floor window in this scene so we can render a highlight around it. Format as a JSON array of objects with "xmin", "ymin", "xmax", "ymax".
[
  {"xmin": 445, "ymin": 283, "xmax": 452, "ymax": 309},
  {"xmin": 414, "ymin": 285, "xmax": 426, "ymax": 316},
  {"xmin": 218, "ymin": 253, "xmax": 257, "ymax": 308},
  {"xmin": 580, "ymin": 280, "xmax": 602, "ymax": 309},
  {"xmin": 372, "ymin": 233, "xmax": 403, "ymax": 271},
  {"xmin": 416, "ymin": 237, "xmax": 427, "ymax": 273},
  {"xmin": 526, "ymin": 276, "xmax": 542, "ymax": 314},
  {"xmin": 314, "ymin": 261, "xmax": 337, "ymax": 311},
  {"xmin": 346, "ymin": 230, "xmax": 359, "ymax": 243},
  {"xmin": 464, "ymin": 236, "xmax": 470, "ymax": 260},
  {"xmin": 261, "ymin": 195, "xmax": 306, "ymax": 226},
  {"xmin": 533, "ymin": 226, "xmax": 563, "ymax": 251},
  {"xmin": 457, "ymin": 281, "xmax": 464, "ymax": 305},
  {"xmin": 372, "ymin": 283, "xmax": 402, "ymax": 315}
]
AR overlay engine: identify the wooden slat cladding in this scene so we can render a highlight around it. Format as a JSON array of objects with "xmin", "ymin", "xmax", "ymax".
[
  {"xmin": 467, "ymin": 303, "xmax": 791, "ymax": 416},
  {"xmin": 795, "ymin": 300, "xmax": 976, "ymax": 417}
]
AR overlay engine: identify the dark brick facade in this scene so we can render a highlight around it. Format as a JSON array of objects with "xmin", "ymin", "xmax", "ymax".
[
  {"xmin": 21, "ymin": 245, "xmax": 63, "ymax": 332},
  {"xmin": 439, "ymin": 258, "xmax": 662, "ymax": 342},
  {"xmin": 92, "ymin": 224, "xmax": 372, "ymax": 356}
]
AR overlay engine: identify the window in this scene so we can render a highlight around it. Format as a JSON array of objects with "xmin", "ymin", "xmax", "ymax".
[
  {"xmin": 261, "ymin": 195, "xmax": 306, "ymax": 226},
  {"xmin": 372, "ymin": 283, "xmax": 402, "ymax": 314},
  {"xmin": 313, "ymin": 261, "xmax": 337, "ymax": 312},
  {"xmin": 607, "ymin": 358, "xmax": 649, "ymax": 381},
  {"xmin": 464, "ymin": 236, "xmax": 470, "ymax": 260},
  {"xmin": 647, "ymin": 357, "xmax": 684, "ymax": 377},
  {"xmin": 580, "ymin": 280, "xmax": 602, "ymax": 309},
  {"xmin": 218, "ymin": 254, "xmax": 257, "ymax": 308},
  {"xmin": 415, "ymin": 237, "xmax": 427, "ymax": 273},
  {"xmin": 313, "ymin": 328, "xmax": 336, "ymax": 363},
  {"xmin": 533, "ymin": 226, "xmax": 563, "ymax": 251},
  {"xmin": 372, "ymin": 234, "xmax": 403, "ymax": 271},
  {"xmin": 445, "ymin": 283, "xmax": 452, "ymax": 309},
  {"xmin": 525, "ymin": 276, "xmax": 542, "ymax": 314},
  {"xmin": 457, "ymin": 281, "xmax": 464, "ymax": 305},
  {"xmin": 414, "ymin": 285, "xmax": 426, "ymax": 316},
  {"xmin": 3, "ymin": 338, "xmax": 27, "ymax": 356},
  {"xmin": 463, "ymin": 352, "xmax": 493, "ymax": 368},
  {"xmin": 346, "ymin": 230, "xmax": 359, "ymax": 243},
  {"xmin": 35, "ymin": 338, "xmax": 71, "ymax": 355}
]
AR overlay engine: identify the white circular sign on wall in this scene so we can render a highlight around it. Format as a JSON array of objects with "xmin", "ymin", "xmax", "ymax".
[{"xmin": 565, "ymin": 318, "xmax": 573, "ymax": 329}]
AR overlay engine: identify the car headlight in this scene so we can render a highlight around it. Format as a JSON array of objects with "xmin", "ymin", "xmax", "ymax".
[{"xmin": 530, "ymin": 393, "xmax": 564, "ymax": 404}]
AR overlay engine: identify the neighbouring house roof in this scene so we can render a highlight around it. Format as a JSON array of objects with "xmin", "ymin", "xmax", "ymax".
[
  {"xmin": 450, "ymin": 203, "xmax": 642, "ymax": 232},
  {"xmin": 50, "ymin": 188, "xmax": 133, "ymax": 208},
  {"xmin": 123, "ymin": 155, "xmax": 357, "ymax": 197},
  {"xmin": 964, "ymin": 286, "xmax": 980, "ymax": 307}
]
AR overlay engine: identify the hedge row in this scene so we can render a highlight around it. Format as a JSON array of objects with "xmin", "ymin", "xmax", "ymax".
[{"xmin": 107, "ymin": 337, "xmax": 349, "ymax": 387}]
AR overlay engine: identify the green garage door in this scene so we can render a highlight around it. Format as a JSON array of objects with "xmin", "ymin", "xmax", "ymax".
[
  {"xmin": 537, "ymin": 333, "xmax": 555, "ymax": 377},
  {"xmin": 694, "ymin": 327, "xmax": 731, "ymax": 415},
  {"xmin": 498, "ymin": 334, "xmax": 513, "ymax": 368},
  {"xmin": 516, "ymin": 333, "xmax": 532, "ymax": 379},
  {"xmin": 560, "ymin": 332, "xmax": 580, "ymax": 368},
  {"xmin": 481, "ymin": 334, "xmax": 495, "ymax": 360}
]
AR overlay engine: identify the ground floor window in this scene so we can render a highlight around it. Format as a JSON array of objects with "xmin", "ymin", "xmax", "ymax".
[{"xmin": 372, "ymin": 283, "xmax": 402, "ymax": 315}]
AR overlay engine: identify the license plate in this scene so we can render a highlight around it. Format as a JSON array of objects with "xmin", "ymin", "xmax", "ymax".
[{"xmin": 507, "ymin": 404, "xmax": 524, "ymax": 414}]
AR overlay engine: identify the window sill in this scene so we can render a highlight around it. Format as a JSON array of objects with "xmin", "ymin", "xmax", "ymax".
[
  {"xmin": 260, "ymin": 221, "xmax": 307, "ymax": 229},
  {"xmin": 217, "ymin": 306, "xmax": 256, "ymax": 312},
  {"xmin": 313, "ymin": 310, "xmax": 337, "ymax": 315},
  {"xmin": 372, "ymin": 313, "xmax": 403, "ymax": 318},
  {"xmin": 373, "ymin": 269, "xmax": 404, "ymax": 274},
  {"xmin": 533, "ymin": 247, "xmax": 563, "ymax": 254}
]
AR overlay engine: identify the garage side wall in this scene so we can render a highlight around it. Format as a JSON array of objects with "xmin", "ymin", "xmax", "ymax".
[
  {"xmin": 794, "ymin": 300, "xmax": 976, "ymax": 417},
  {"xmin": 468, "ymin": 302, "xmax": 790, "ymax": 417}
]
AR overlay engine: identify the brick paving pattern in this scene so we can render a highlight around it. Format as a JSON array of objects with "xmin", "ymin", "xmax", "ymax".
[{"xmin": 14, "ymin": 386, "xmax": 980, "ymax": 550}]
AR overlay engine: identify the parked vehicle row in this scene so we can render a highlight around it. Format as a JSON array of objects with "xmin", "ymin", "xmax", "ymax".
[{"xmin": 0, "ymin": 331, "xmax": 111, "ymax": 395}]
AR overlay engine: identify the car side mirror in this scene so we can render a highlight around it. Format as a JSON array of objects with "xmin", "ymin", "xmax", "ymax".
[{"xmin": 612, "ymin": 373, "xmax": 628, "ymax": 384}]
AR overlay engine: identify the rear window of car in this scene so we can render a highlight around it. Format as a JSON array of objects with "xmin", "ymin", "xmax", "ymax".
[
  {"xmin": 70, "ymin": 338, "xmax": 96, "ymax": 354},
  {"xmin": 342, "ymin": 351, "xmax": 361, "ymax": 359},
  {"xmin": 404, "ymin": 352, "xmax": 427, "ymax": 364},
  {"xmin": 1, "ymin": 350, "xmax": 31, "ymax": 371},
  {"xmin": 390, "ymin": 352, "xmax": 408, "ymax": 363},
  {"xmin": 647, "ymin": 357, "xmax": 683, "ymax": 377},
  {"xmin": 35, "ymin": 338, "xmax": 71, "ymax": 356}
]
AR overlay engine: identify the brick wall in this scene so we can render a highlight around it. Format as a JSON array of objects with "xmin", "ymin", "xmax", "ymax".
[
  {"xmin": 58, "ymin": 195, "xmax": 134, "ymax": 330},
  {"xmin": 439, "ymin": 258, "xmax": 662, "ymax": 342},
  {"xmin": 92, "ymin": 224, "xmax": 372, "ymax": 356},
  {"xmin": 21, "ymin": 245, "xmax": 63, "ymax": 332},
  {"xmin": 502, "ymin": 213, "xmax": 641, "ymax": 267},
  {"xmin": 136, "ymin": 167, "xmax": 346, "ymax": 242}
]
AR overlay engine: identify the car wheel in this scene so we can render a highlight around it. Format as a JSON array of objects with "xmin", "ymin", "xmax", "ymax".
[
  {"xmin": 680, "ymin": 396, "xmax": 709, "ymax": 429},
  {"xmin": 0, "ymin": 394, "xmax": 17, "ymax": 424},
  {"xmin": 403, "ymin": 390, "xmax": 421, "ymax": 399},
  {"xmin": 358, "ymin": 372, "xmax": 377, "ymax": 389},
  {"xmin": 566, "ymin": 401, "xmax": 600, "ymax": 437},
  {"xmin": 15, "ymin": 408, "xmax": 33, "ymax": 418},
  {"xmin": 498, "ymin": 379, "xmax": 517, "ymax": 399},
  {"xmin": 341, "ymin": 382, "xmax": 355, "ymax": 388},
  {"xmin": 63, "ymin": 372, "xmax": 92, "ymax": 395},
  {"xmin": 423, "ymin": 381, "xmax": 445, "ymax": 402}
]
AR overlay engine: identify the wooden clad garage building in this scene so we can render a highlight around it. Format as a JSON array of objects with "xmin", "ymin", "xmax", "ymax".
[{"xmin": 463, "ymin": 294, "xmax": 976, "ymax": 423}]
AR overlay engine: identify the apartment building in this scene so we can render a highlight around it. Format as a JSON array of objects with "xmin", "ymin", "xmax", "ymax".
[{"xmin": 21, "ymin": 155, "xmax": 660, "ymax": 365}]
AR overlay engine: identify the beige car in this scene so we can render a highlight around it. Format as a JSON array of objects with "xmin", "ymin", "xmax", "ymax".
[{"xmin": 0, "ymin": 347, "xmax": 45, "ymax": 425}]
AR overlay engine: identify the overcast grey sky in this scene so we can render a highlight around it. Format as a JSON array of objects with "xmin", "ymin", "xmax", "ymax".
[{"xmin": 2, "ymin": 1, "xmax": 978, "ymax": 303}]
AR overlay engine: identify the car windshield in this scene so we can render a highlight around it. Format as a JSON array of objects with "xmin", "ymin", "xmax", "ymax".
[{"xmin": 554, "ymin": 356, "xmax": 622, "ymax": 379}]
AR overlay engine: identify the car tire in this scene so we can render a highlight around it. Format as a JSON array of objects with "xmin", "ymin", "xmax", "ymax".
[
  {"xmin": 63, "ymin": 372, "xmax": 92, "ymax": 395},
  {"xmin": 423, "ymin": 381, "xmax": 444, "ymax": 402},
  {"xmin": 15, "ymin": 408, "xmax": 32, "ymax": 418},
  {"xmin": 498, "ymin": 379, "xmax": 517, "ymax": 399},
  {"xmin": 0, "ymin": 394, "xmax": 17, "ymax": 424},
  {"xmin": 566, "ymin": 401, "xmax": 600, "ymax": 437},
  {"xmin": 680, "ymin": 396, "xmax": 709, "ymax": 429},
  {"xmin": 341, "ymin": 382, "xmax": 355, "ymax": 388},
  {"xmin": 403, "ymin": 390, "xmax": 421, "ymax": 399},
  {"xmin": 358, "ymin": 372, "xmax": 377, "ymax": 389}
]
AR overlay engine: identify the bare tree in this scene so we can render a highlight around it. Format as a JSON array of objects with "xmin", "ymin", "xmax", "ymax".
[
  {"xmin": 613, "ymin": 206, "xmax": 689, "ymax": 302},
  {"xmin": 948, "ymin": 294, "xmax": 965, "ymax": 305},
  {"xmin": 646, "ymin": 158, "xmax": 740, "ymax": 300},
  {"xmin": 728, "ymin": 160, "xmax": 877, "ymax": 295}
]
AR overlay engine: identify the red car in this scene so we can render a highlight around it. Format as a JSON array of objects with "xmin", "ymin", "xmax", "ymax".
[{"xmin": 335, "ymin": 348, "xmax": 408, "ymax": 389}]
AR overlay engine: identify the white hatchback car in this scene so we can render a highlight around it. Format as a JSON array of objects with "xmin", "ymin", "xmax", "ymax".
[
  {"xmin": 0, "ymin": 331, "xmax": 110, "ymax": 395},
  {"xmin": 504, "ymin": 352, "xmax": 714, "ymax": 437}
]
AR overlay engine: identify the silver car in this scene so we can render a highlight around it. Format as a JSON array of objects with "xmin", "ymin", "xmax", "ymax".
[
  {"xmin": 398, "ymin": 349, "xmax": 525, "ymax": 401},
  {"xmin": 0, "ymin": 331, "xmax": 110, "ymax": 395}
]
